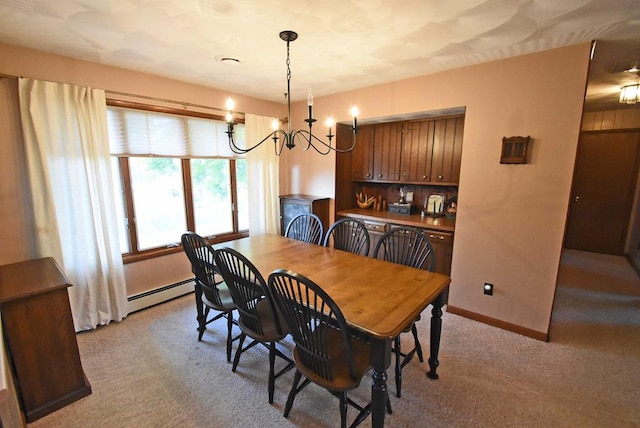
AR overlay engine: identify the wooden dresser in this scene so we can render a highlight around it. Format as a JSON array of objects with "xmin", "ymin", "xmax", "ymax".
[
  {"xmin": 279, "ymin": 194, "xmax": 330, "ymax": 236},
  {"xmin": 0, "ymin": 257, "xmax": 91, "ymax": 422}
]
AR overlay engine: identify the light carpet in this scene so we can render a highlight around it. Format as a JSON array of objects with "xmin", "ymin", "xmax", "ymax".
[{"xmin": 28, "ymin": 249, "xmax": 640, "ymax": 427}]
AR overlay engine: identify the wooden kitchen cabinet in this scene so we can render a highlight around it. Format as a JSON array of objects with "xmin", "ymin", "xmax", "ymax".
[
  {"xmin": 0, "ymin": 257, "xmax": 91, "ymax": 422},
  {"xmin": 362, "ymin": 220, "xmax": 389, "ymax": 255},
  {"xmin": 279, "ymin": 194, "xmax": 330, "ymax": 236},
  {"xmin": 351, "ymin": 124, "xmax": 374, "ymax": 180},
  {"xmin": 431, "ymin": 116, "xmax": 464, "ymax": 184},
  {"xmin": 372, "ymin": 122, "xmax": 402, "ymax": 181},
  {"xmin": 347, "ymin": 116, "xmax": 463, "ymax": 185},
  {"xmin": 422, "ymin": 228, "xmax": 454, "ymax": 275},
  {"xmin": 401, "ymin": 120, "xmax": 436, "ymax": 183},
  {"xmin": 356, "ymin": 217, "xmax": 453, "ymax": 276},
  {"xmin": 386, "ymin": 224, "xmax": 453, "ymax": 275}
]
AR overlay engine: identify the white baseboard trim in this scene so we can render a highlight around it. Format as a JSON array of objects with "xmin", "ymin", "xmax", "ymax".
[{"xmin": 127, "ymin": 279, "xmax": 194, "ymax": 313}]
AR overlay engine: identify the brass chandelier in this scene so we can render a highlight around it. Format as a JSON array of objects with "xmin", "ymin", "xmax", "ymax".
[{"xmin": 225, "ymin": 30, "xmax": 359, "ymax": 156}]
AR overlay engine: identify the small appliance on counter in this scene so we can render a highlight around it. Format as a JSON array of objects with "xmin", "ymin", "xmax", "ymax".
[
  {"xmin": 389, "ymin": 186, "xmax": 413, "ymax": 215},
  {"xmin": 388, "ymin": 202, "xmax": 412, "ymax": 215},
  {"xmin": 425, "ymin": 193, "xmax": 446, "ymax": 217}
]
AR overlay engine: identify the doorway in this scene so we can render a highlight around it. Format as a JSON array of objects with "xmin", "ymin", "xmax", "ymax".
[{"xmin": 564, "ymin": 131, "xmax": 640, "ymax": 255}]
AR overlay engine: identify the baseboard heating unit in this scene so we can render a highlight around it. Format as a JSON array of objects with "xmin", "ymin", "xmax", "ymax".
[{"xmin": 127, "ymin": 279, "xmax": 193, "ymax": 313}]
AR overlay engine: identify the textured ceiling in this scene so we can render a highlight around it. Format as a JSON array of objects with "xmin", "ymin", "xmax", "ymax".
[{"xmin": 1, "ymin": 0, "xmax": 639, "ymax": 110}]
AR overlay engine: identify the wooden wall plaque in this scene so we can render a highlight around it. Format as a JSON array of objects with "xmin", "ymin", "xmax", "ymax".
[{"xmin": 500, "ymin": 136, "xmax": 530, "ymax": 164}]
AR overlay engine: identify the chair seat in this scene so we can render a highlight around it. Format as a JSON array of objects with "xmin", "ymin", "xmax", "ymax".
[
  {"xmin": 202, "ymin": 282, "xmax": 236, "ymax": 311},
  {"xmin": 238, "ymin": 298, "xmax": 289, "ymax": 342},
  {"xmin": 295, "ymin": 328, "xmax": 370, "ymax": 392}
]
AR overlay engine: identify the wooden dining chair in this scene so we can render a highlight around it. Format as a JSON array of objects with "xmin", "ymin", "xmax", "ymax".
[
  {"xmin": 373, "ymin": 226, "xmax": 435, "ymax": 398},
  {"xmin": 323, "ymin": 218, "xmax": 370, "ymax": 256},
  {"xmin": 214, "ymin": 247, "xmax": 295, "ymax": 404},
  {"xmin": 268, "ymin": 269, "xmax": 391, "ymax": 428},
  {"xmin": 181, "ymin": 232, "xmax": 238, "ymax": 362},
  {"xmin": 284, "ymin": 213, "xmax": 324, "ymax": 245}
]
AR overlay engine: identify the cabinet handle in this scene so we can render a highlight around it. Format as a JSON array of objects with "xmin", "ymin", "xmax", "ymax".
[
  {"xmin": 438, "ymin": 175, "xmax": 444, "ymax": 180},
  {"xmin": 423, "ymin": 175, "xmax": 427, "ymax": 179},
  {"xmin": 366, "ymin": 173, "xmax": 371, "ymax": 178},
  {"xmin": 378, "ymin": 174, "xmax": 383, "ymax": 178}
]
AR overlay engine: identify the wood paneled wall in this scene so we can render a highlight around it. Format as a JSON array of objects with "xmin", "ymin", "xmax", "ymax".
[{"xmin": 582, "ymin": 108, "xmax": 640, "ymax": 131}]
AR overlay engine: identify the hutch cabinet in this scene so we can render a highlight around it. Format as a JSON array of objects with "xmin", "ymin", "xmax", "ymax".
[
  {"xmin": 279, "ymin": 194, "xmax": 330, "ymax": 236},
  {"xmin": 0, "ymin": 257, "xmax": 91, "ymax": 422},
  {"xmin": 350, "ymin": 115, "xmax": 464, "ymax": 185}
]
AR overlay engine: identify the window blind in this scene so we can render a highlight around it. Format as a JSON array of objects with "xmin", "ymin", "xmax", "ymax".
[{"xmin": 107, "ymin": 106, "xmax": 245, "ymax": 158}]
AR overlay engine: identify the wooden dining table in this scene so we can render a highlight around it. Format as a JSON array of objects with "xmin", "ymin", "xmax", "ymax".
[{"xmin": 214, "ymin": 234, "xmax": 450, "ymax": 428}]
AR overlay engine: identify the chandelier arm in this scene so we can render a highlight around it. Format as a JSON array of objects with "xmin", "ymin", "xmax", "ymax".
[
  {"xmin": 274, "ymin": 129, "xmax": 287, "ymax": 156},
  {"xmin": 293, "ymin": 128, "xmax": 358, "ymax": 154},
  {"xmin": 291, "ymin": 129, "xmax": 318, "ymax": 153},
  {"xmin": 227, "ymin": 125, "xmax": 284, "ymax": 154}
]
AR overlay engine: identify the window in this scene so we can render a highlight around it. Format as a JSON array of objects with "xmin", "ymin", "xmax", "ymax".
[{"xmin": 107, "ymin": 103, "xmax": 248, "ymax": 262}]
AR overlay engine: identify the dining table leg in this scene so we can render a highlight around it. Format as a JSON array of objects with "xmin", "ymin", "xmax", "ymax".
[
  {"xmin": 369, "ymin": 338, "xmax": 392, "ymax": 428},
  {"xmin": 427, "ymin": 290, "xmax": 446, "ymax": 379}
]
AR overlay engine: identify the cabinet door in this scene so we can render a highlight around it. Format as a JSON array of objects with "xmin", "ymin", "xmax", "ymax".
[
  {"xmin": 373, "ymin": 122, "xmax": 402, "ymax": 181},
  {"xmin": 423, "ymin": 229, "xmax": 453, "ymax": 275},
  {"xmin": 363, "ymin": 221, "xmax": 388, "ymax": 256},
  {"xmin": 280, "ymin": 200, "xmax": 311, "ymax": 234},
  {"xmin": 401, "ymin": 120, "xmax": 435, "ymax": 182},
  {"xmin": 351, "ymin": 124, "xmax": 374, "ymax": 180},
  {"xmin": 431, "ymin": 117, "xmax": 464, "ymax": 183}
]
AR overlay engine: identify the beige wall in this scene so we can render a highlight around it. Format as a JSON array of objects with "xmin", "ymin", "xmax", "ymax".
[
  {"xmin": 0, "ymin": 43, "xmax": 285, "ymax": 297},
  {"xmin": 1, "ymin": 42, "xmax": 592, "ymax": 338},
  {"xmin": 282, "ymin": 43, "xmax": 592, "ymax": 337}
]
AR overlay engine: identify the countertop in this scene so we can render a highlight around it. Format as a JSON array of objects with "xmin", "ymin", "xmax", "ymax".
[{"xmin": 337, "ymin": 208, "xmax": 456, "ymax": 233}]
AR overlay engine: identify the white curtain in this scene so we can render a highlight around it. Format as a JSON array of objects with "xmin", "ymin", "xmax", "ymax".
[
  {"xmin": 246, "ymin": 114, "xmax": 280, "ymax": 235},
  {"xmin": 18, "ymin": 78, "xmax": 128, "ymax": 332}
]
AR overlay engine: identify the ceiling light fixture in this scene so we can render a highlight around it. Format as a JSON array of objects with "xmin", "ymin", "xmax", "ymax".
[
  {"xmin": 219, "ymin": 57, "xmax": 240, "ymax": 65},
  {"xmin": 224, "ymin": 30, "xmax": 359, "ymax": 155},
  {"xmin": 619, "ymin": 84, "xmax": 640, "ymax": 104}
]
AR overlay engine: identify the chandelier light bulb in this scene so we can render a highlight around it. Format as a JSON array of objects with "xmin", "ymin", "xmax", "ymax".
[
  {"xmin": 225, "ymin": 97, "xmax": 235, "ymax": 111},
  {"xmin": 271, "ymin": 118, "xmax": 280, "ymax": 131}
]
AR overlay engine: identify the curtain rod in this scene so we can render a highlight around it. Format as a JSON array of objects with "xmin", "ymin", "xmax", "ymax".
[
  {"xmin": 104, "ymin": 89, "xmax": 236, "ymax": 116},
  {"xmin": 0, "ymin": 71, "xmax": 241, "ymax": 117}
]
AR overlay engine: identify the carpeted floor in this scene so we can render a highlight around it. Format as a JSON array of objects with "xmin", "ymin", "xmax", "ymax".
[{"xmin": 27, "ymin": 249, "xmax": 640, "ymax": 427}]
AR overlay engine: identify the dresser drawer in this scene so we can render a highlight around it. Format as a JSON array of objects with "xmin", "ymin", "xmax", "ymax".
[
  {"xmin": 363, "ymin": 221, "xmax": 388, "ymax": 233},
  {"xmin": 423, "ymin": 230, "xmax": 453, "ymax": 245}
]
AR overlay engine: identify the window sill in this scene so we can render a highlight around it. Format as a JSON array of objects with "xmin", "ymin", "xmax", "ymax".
[{"xmin": 122, "ymin": 231, "xmax": 249, "ymax": 264}]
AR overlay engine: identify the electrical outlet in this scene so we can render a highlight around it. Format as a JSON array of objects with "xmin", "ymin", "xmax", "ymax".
[{"xmin": 483, "ymin": 282, "xmax": 493, "ymax": 296}]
